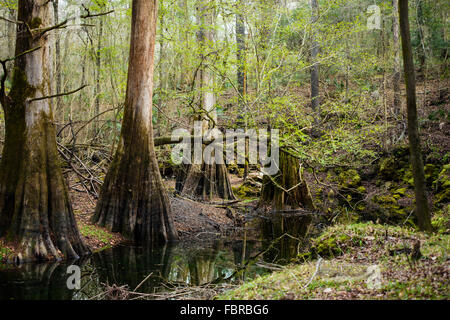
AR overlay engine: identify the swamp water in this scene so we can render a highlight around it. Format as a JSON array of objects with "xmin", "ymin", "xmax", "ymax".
[{"xmin": 0, "ymin": 216, "xmax": 309, "ymax": 300}]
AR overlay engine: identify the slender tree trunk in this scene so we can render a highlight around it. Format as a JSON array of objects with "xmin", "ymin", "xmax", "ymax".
[
  {"xmin": 416, "ymin": 0, "xmax": 426, "ymax": 77},
  {"xmin": 94, "ymin": 16, "xmax": 103, "ymax": 137},
  {"xmin": 236, "ymin": 1, "xmax": 249, "ymax": 180},
  {"xmin": 236, "ymin": 3, "xmax": 247, "ymax": 108},
  {"xmin": 92, "ymin": 0, "xmax": 178, "ymax": 244},
  {"xmin": 53, "ymin": 0, "xmax": 62, "ymax": 116},
  {"xmin": 392, "ymin": 0, "xmax": 402, "ymax": 116},
  {"xmin": 0, "ymin": 0, "xmax": 90, "ymax": 262},
  {"xmin": 398, "ymin": 0, "xmax": 432, "ymax": 232},
  {"xmin": 155, "ymin": 2, "xmax": 165, "ymax": 137},
  {"xmin": 310, "ymin": 0, "xmax": 320, "ymax": 113}
]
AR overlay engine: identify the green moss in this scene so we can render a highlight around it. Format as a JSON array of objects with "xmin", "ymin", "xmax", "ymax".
[
  {"xmin": 356, "ymin": 186, "xmax": 366, "ymax": 194},
  {"xmin": 356, "ymin": 203, "xmax": 366, "ymax": 211},
  {"xmin": 432, "ymin": 207, "xmax": 450, "ymax": 233},
  {"xmin": 232, "ymin": 183, "xmax": 260, "ymax": 199},
  {"xmin": 433, "ymin": 165, "xmax": 450, "ymax": 206},
  {"xmin": 379, "ymin": 156, "xmax": 397, "ymax": 180},
  {"xmin": 435, "ymin": 189, "xmax": 450, "ymax": 205},
  {"xmin": 10, "ymin": 67, "xmax": 35, "ymax": 103},
  {"xmin": 338, "ymin": 169, "xmax": 361, "ymax": 189},
  {"xmin": 29, "ymin": 17, "xmax": 42, "ymax": 29},
  {"xmin": 217, "ymin": 223, "xmax": 449, "ymax": 300},
  {"xmin": 424, "ymin": 164, "xmax": 439, "ymax": 185},
  {"xmin": 237, "ymin": 168, "xmax": 245, "ymax": 178},
  {"xmin": 374, "ymin": 195, "xmax": 398, "ymax": 205},
  {"xmin": 393, "ymin": 188, "xmax": 406, "ymax": 196},
  {"xmin": 0, "ymin": 246, "xmax": 11, "ymax": 261},
  {"xmin": 434, "ymin": 164, "xmax": 450, "ymax": 191},
  {"xmin": 80, "ymin": 225, "xmax": 113, "ymax": 245},
  {"xmin": 308, "ymin": 226, "xmax": 366, "ymax": 258}
]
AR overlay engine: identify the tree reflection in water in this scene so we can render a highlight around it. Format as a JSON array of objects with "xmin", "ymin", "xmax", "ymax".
[{"xmin": 0, "ymin": 239, "xmax": 284, "ymax": 300}]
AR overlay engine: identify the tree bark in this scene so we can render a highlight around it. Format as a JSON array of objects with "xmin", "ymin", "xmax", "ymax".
[
  {"xmin": 53, "ymin": 0, "xmax": 62, "ymax": 116},
  {"xmin": 236, "ymin": 1, "xmax": 249, "ymax": 180},
  {"xmin": 92, "ymin": 0, "xmax": 178, "ymax": 244},
  {"xmin": 415, "ymin": 0, "xmax": 426, "ymax": 77},
  {"xmin": 398, "ymin": 0, "xmax": 432, "ymax": 232},
  {"xmin": 94, "ymin": 14, "xmax": 103, "ymax": 138},
  {"xmin": 392, "ymin": 0, "xmax": 402, "ymax": 116},
  {"xmin": 6, "ymin": 8, "xmax": 16, "ymax": 77},
  {"xmin": 0, "ymin": 0, "xmax": 90, "ymax": 263},
  {"xmin": 236, "ymin": 10, "xmax": 246, "ymax": 106},
  {"xmin": 260, "ymin": 150, "xmax": 315, "ymax": 211}
]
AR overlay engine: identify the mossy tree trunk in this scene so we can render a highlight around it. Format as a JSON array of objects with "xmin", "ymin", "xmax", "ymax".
[
  {"xmin": 92, "ymin": 0, "xmax": 178, "ymax": 244},
  {"xmin": 398, "ymin": 0, "xmax": 432, "ymax": 232},
  {"xmin": 259, "ymin": 150, "xmax": 315, "ymax": 256},
  {"xmin": 176, "ymin": 1, "xmax": 235, "ymax": 201},
  {"xmin": 260, "ymin": 150, "xmax": 315, "ymax": 211},
  {"xmin": 0, "ymin": 0, "xmax": 90, "ymax": 262}
]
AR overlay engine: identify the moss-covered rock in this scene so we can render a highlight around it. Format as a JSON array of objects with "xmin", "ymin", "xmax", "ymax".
[
  {"xmin": 433, "ymin": 164, "xmax": 450, "ymax": 206},
  {"xmin": 401, "ymin": 167, "xmax": 414, "ymax": 187},
  {"xmin": 338, "ymin": 169, "xmax": 361, "ymax": 189},
  {"xmin": 232, "ymin": 182, "xmax": 260, "ymax": 199},
  {"xmin": 378, "ymin": 146, "xmax": 410, "ymax": 182},
  {"xmin": 431, "ymin": 206, "xmax": 450, "ymax": 233},
  {"xmin": 379, "ymin": 156, "xmax": 397, "ymax": 180},
  {"xmin": 393, "ymin": 188, "xmax": 407, "ymax": 196},
  {"xmin": 370, "ymin": 194, "xmax": 409, "ymax": 222},
  {"xmin": 424, "ymin": 164, "xmax": 439, "ymax": 185}
]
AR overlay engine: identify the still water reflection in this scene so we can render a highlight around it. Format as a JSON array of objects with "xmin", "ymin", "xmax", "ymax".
[
  {"xmin": 0, "ymin": 214, "xmax": 310, "ymax": 300},
  {"xmin": 0, "ymin": 240, "xmax": 291, "ymax": 300}
]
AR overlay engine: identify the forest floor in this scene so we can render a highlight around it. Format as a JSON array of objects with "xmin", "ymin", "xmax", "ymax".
[
  {"xmin": 218, "ymin": 223, "xmax": 449, "ymax": 300},
  {"xmin": 71, "ymin": 186, "xmax": 239, "ymax": 252}
]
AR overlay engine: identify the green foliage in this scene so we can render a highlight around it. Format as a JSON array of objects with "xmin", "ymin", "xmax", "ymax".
[
  {"xmin": 219, "ymin": 223, "xmax": 450, "ymax": 300},
  {"xmin": 80, "ymin": 225, "xmax": 113, "ymax": 245}
]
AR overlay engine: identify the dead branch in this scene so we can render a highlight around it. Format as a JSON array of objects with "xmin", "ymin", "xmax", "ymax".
[
  {"xmin": 37, "ymin": 8, "xmax": 114, "ymax": 36},
  {"xmin": 28, "ymin": 85, "xmax": 87, "ymax": 102}
]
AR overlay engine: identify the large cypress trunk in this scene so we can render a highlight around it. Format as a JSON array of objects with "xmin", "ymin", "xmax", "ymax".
[
  {"xmin": 92, "ymin": 0, "xmax": 178, "ymax": 244},
  {"xmin": 0, "ymin": 0, "xmax": 90, "ymax": 263},
  {"xmin": 260, "ymin": 150, "xmax": 315, "ymax": 211},
  {"xmin": 176, "ymin": 160, "xmax": 235, "ymax": 201}
]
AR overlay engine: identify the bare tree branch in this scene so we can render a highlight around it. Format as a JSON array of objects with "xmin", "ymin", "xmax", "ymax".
[
  {"xmin": 28, "ymin": 85, "xmax": 87, "ymax": 102},
  {"xmin": 37, "ymin": 8, "xmax": 114, "ymax": 36}
]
